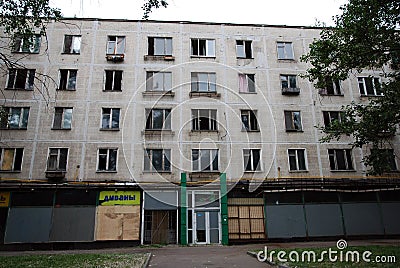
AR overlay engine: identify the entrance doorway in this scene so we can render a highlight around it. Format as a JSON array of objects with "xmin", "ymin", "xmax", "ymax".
[{"xmin": 195, "ymin": 210, "xmax": 219, "ymax": 244}]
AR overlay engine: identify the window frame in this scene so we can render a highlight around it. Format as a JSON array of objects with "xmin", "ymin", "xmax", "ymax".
[
  {"xmin": 0, "ymin": 107, "xmax": 30, "ymax": 129},
  {"xmin": 46, "ymin": 148, "xmax": 69, "ymax": 172},
  {"xmin": 52, "ymin": 107, "xmax": 73, "ymax": 130},
  {"xmin": 241, "ymin": 110, "xmax": 259, "ymax": 132},
  {"xmin": 104, "ymin": 70, "xmax": 123, "ymax": 91},
  {"xmin": 58, "ymin": 69, "xmax": 77, "ymax": 91},
  {"xmin": 145, "ymin": 108, "xmax": 172, "ymax": 130},
  {"xmin": 6, "ymin": 68, "xmax": 35, "ymax": 90},
  {"xmin": 280, "ymin": 74, "xmax": 297, "ymax": 89},
  {"xmin": 106, "ymin": 36, "xmax": 126, "ymax": 55},
  {"xmin": 144, "ymin": 148, "xmax": 171, "ymax": 172},
  {"xmin": 13, "ymin": 34, "xmax": 41, "ymax": 53},
  {"xmin": 284, "ymin": 110, "xmax": 303, "ymax": 132},
  {"xmin": 192, "ymin": 149, "xmax": 219, "ymax": 172},
  {"xmin": 238, "ymin": 73, "xmax": 255, "ymax": 93},
  {"xmin": 277, "ymin": 41, "xmax": 294, "ymax": 60},
  {"xmin": 191, "ymin": 72, "xmax": 217, "ymax": 93},
  {"xmin": 320, "ymin": 78, "xmax": 342, "ymax": 96},
  {"xmin": 322, "ymin": 111, "xmax": 344, "ymax": 129},
  {"xmin": 0, "ymin": 148, "xmax": 24, "ymax": 172},
  {"xmin": 101, "ymin": 108, "xmax": 120, "ymax": 130},
  {"xmin": 63, "ymin": 35, "xmax": 81, "ymax": 54},
  {"xmin": 358, "ymin": 77, "xmax": 383, "ymax": 96},
  {"xmin": 191, "ymin": 109, "xmax": 218, "ymax": 131},
  {"xmin": 146, "ymin": 71, "xmax": 172, "ymax": 92},
  {"xmin": 288, "ymin": 148, "xmax": 307, "ymax": 172},
  {"xmin": 328, "ymin": 149, "xmax": 354, "ymax": 171},
  {"xmin": 236, "ymin": 40, "xmax": 253, "ymax": 59},
  {"xmin": 190, "ymin": 38, "xmax": 216, "ymax": 57},
  {"xmin": 243, "ymin": 148, "xmax": 261, "ymax": 172},
  {"xmin": 148, "ymin": 37, "xmax": 173, "ymax": 56},
  {"xmin": 97, "ymin": 148, "xmax": 118, "ymax": 172}
]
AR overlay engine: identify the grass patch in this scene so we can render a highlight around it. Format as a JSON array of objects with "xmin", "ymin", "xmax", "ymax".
[
  {"xmin": 0, "ymin": 253, "xmax": 149, "ymax": 268},
  {"xmin": 253, "ymin": 245, "xmax": 400, "ymax": 267}
]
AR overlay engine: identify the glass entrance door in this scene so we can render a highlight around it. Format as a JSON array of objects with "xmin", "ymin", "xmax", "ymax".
[{"xmin": 195, "ymin": 211, "xmax": 220, "ymax": 244}]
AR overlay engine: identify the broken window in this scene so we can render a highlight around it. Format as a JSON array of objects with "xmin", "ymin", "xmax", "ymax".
[
  {"xmin": 236, "ymin": 40, "xmax": 252, "ymax": 58},
  {"xmin": 288, "ymin": 149, "xmax": 307, "ymax": 171},
  {"xmin": 97, "ymin": 148, "xmax": 117, "ymax": 171},
  {"xmin": 59, "ymin": 69, "xmax": 77, "ymax": 90},
  {"xmin": 13, "ymin": 34, "xmax": 41, "ymax": 53},
  {"xmin": 104, "ymin": 70, "xmax": 123, "ymax": 91},
  {"xmin": 0, "ymin": 148, "xmax": 23, "ymax": 171},
  {"xmin": 328, "ymin": 149, "xmax": 354, "ymax": 171},
  {"xmin": 7, "ymin": 69, "xmax": 35, "ymax": 90},
  {"xmin": 358, "ymin": 77, "xmax": 382, "ymax": 96},
  {"xmin": 144, "ymin": 149, "xmax": 171, "ymax": 172},
  {"xmin": 192, "ymin": 109, "xmax": 217, "ymax": 131},
  {"xmin": 146, "ymin": 72, "xmax": 172, "ymax": 91},
  {"xmin": 192, "ymin": 149, "xmax": 219, "ymax": 172},
  {"xmin": 323, "ymin": 111, "xmax": 344, "ymax": 129},
  {"xmin": 241, "ymin": 110, "xmax": 259, "ymax": 131},
  {"xmin": 284, "ymin": 111, "xmax": 302, "ymax": 131},
  {"xmin": 47, "ymin": 148, "xmax": 68, "ymax": 171},
  {"xmin": 277, "ymin": 42, "xmax": 294, "ymax": 60},
  {"xmin": 63, "ymin": 35, "xmax": 81, "ymax": 54},
  {"xmin": 148, "ymin": 37, "xmax": 173, "ymax": 56},
  {"xmin": 243, "ymin": 149, "xmax": 261, "ymax": 171},
  {"xmin": 107, "ymin": 36, "xmax": 125, "ymax": 55},
  {"xmin": 0, "ymin": 107, "xmax": 29, "ymax": 129},
  {"xmin": 53, "ymin": 107, "xmax": 72, "ymax": 129},
  {"xmin": 101, "ymin": 108, "xmax": 120, "ymax": 129},
  {"xmin": 320, "ymin": 77, "xmax": 342, "ymax": 95},
  {"xmin": 145, "ymin": 108, "xmax": 171, "ymax": 130},
  {"xmin": 238, "ymin": 73, "xmax": 255, "ymax": 93},
  {"xmin": 191, "ymin": 72, "xmax": 216, "ymax": 92},
  {"xmin": 191, "ymin": 38, "xmax": 215, "ymax": 57}
]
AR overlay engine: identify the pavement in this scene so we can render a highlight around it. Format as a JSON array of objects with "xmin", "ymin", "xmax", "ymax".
[{"xmin": 0, "ymin": 239, "xmax": 399, "ymax": 267}]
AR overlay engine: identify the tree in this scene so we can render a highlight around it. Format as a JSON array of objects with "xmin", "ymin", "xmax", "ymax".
[
  {"xmin": 301, "ymin": 0, "xmax": 400, "ymax": 174},
  {"xmin": 142, "ymin": 0, "xmax": 168, "ymax": 19}
]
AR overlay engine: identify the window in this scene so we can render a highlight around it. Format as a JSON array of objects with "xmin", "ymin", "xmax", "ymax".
[
  {"xmin": 320, "ymin": 78, "xmax": 342, "ymax": 95},
  {"xmin": 191, "ymin": 38, "xmax": 215, "ymax": 57},
  {"xmin": 288, "ymin": 149, "xmax": 307, "ymax": 171},
  {"xmin": 104, "ymin": 70, "xmax": 122, "ymax": 91},
  {"xmin": 47, "ymin": 148, "xmax": 68, "ymax": 171},
  {"xmin": 281, "ymin": 74, "xmax": 297, "ymax": 89},
  {"xmin": 107, "ymin": 36, "xmax": 125, "ymax": 55},
  {"xmin": 238, "ymin": 73, "xmax": 255, "ymax": 93},
  {"xmin": 6, "ymin": 69, "xmax": 35, "ymax": 90},
  {"xmin": 144, "ymin": 149, "xmax": 171, "ymax": 172},
  {"xmin": 328, "ymin": 149, "xmax": 354, "ymax": 171},
  {"xmin": 53, "ymin": 107, "xmax": 72, "ymax": 129},
  {"xmin": 0, "ymin": 107, "xmax": 29, "ymax": 129},
  {"xmin": 97, "ymin": 148, "xmax": 117, "ymax": 172},
  {"xmin": 63, "ymin": 35, "xmax": 81, "ymax": 54},
  {"xmin": 284, "ymin": 111, "xmax": 302, "ymax": 131},
  {"xmin": 192, "ymin": 149, "xmax": 219, "ymax": 172},
  {"xmin": 13, "ymin": 34, "xmax": 41, "ymax": 53},
  {"xmin": 146, "ymin": 72, "xmax": 172, "ymax": 91},
  {"xmin": 101, "ymin": 108, "xmax": 120, "ymax": 129},
  {"xmin": 358, "ymin": 77, "xmax": 382, "ymax": 96},
  {"xmin": 236, "ymin": 40, "xmax": 252, "ymax": 58},
  {"xmin": 58, "ymin": 69, "xmax": 77, "ymax": 90},
  {"xmin": 192, "ymin": 109, "xmax": 217, "ymax": 131},
  {"xmin": 323, "ymin": 111, "xmax": 343, "ymax": 128},
  {"xmin": 371, "ymin": 149, "xmax": 397, "ymax": 171},
  {"xmin": 148, "ymin": 37, "xmax": 172, "ymax": 56},
  {"xmin": 277, "ymin": 42, "xmax": 294, "ymax": 60},
  {"xmin": 145, "ymin": 108, "xmax": 171, "ymax": 130},
  {"xmin": 191, "ymin": 72, "xmax": 216, "ymax": 92},
  {"xmin": 0, "ymin": 148, "xmax": 23, "ymax": 172},
  {"xmin": 241, "ymin": 110, "xmax": 259, "ymax": 131},
  {"xmin": 243, "ymin": 149, "xmax": 261, "ymax": 171}
]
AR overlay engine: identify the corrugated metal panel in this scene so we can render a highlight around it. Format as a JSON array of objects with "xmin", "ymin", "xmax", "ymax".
[
  {"xmin": 266, "ymin": 205, "xmax": 306, "ymax": 238},
  {"xmin": 144, "ymin": 191, "xmax": 177, "ymax": 210},
  {"xmin": 342, "ymin": 203, "xmax": 384, "ymax": 235},
  {"xmin": 5, "ymin": 207, "xmax": 52, "ymax": 243},
  {"xmin": 380, "ymin": 203, "xmax": 400, "ymax": 235},
  {"xmin": 96, "ymin": 206, "xmax": 140, "ymax": 241},
  {"xmin": 50, "ymin": 207, "xmax": 96, "ymax": 242},
  {"xmin": 305, "ymin": 204, "xmax": 344, "ymax": 237},
  {"xmin": 228, "ymin": 198, "xmax": 263, "ymax": 205}
]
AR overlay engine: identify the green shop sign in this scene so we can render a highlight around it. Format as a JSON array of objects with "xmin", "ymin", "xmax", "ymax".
[{"xmin": 99, "ymin": 191, "xmax": 141, "ymax": 206}]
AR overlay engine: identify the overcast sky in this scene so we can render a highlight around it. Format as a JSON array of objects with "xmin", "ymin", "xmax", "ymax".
[{"xmin": 50, "ymin": 0, "xmax": 348, "ymax": 26}]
